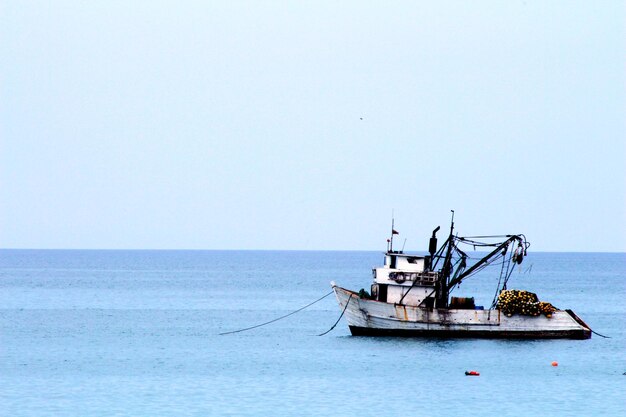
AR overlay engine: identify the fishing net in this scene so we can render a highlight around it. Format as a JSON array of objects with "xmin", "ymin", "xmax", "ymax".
[{"xmin": 497, "ymin": 289, "xmax": 557, "ymax": 317}]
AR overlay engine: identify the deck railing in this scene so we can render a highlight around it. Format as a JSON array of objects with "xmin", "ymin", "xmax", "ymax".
[{"xmin": 389, "ymin": 271, "xmax": 439, "ymax": 285}]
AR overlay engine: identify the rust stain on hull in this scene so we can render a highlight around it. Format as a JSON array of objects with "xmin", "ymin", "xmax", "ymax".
[{"xmin": 394, "ymin": 304, "xmax": 409, "ymax": 321}]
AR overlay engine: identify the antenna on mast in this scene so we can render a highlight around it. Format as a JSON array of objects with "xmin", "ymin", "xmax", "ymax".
[
  {"xmin": 389, "ymin": 210, "xmax": 399, "ymax": 252},
  {"xmin": 390, "ymin": 213, "xmax": 395, "ymax": 252}
]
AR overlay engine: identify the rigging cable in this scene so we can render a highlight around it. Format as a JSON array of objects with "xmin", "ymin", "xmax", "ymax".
[
  {"xmin": 459, "ymin": 249, "xmax": 509, "ymax": 282},
  {"xmin": 461, "ymin": 235, "xmax": 514, "ymax": 239},
  {"xmin": 219, "ymin": 290, "xmax": 333, "ymax": 335},
  {"xmin": 501, "ymin": 242, "xmax": 515, "ymax": 290},
  {"xmin": 501, "ymin": 247, "xmax": 518, "ymax": 290},
  {"xmin": 490, "ymin": 247, "xmax": 509, "ymax": 308}
]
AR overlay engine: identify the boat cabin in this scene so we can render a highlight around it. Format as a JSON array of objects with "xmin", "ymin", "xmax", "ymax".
[{"xmin": 371, "ymin": 251, "xmax": 439, "ymax": 307}]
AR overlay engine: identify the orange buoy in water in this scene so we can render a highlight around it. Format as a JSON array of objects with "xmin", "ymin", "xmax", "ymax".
[
  {"xmin": 465, "ymin": 370, "xmax": 480, "ymax": 376},
  {"xmin": 551, "ymin": 361, "xmax": 558, "ymax": 367}
]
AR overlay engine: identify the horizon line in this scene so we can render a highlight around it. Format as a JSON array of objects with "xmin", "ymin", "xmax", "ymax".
[{"xmin": 1, "ymin": 248, "xmax": 624, "ymax": 254}]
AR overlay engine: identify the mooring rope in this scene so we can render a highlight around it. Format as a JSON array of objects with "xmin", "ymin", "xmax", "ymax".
[
  {"xmin": 591, "ymin": 329, "xmax": 611, "ymax": 339},
  {"xmin": 317, "ymin": 294, "xmax": 353, "ymax": 336},
  {"xmin": 219, "ymin": 290, "xmax": 334, "ymax": 335}
]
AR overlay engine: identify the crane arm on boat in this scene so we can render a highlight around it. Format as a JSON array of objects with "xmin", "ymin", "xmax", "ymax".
[{"xmin": 446, "ymin": 234, "xmax": 526, "ymax": 291}]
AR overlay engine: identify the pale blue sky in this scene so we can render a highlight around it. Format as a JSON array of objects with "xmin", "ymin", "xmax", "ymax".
[{"xmin": 1, "ymin": 1, "xmax": 624, "ymax": 251}]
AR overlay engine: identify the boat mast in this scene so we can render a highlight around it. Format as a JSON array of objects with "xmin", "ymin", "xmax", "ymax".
[{"xmin": 436, "ymin": 210, "xmax": 455, "ymax": 308}]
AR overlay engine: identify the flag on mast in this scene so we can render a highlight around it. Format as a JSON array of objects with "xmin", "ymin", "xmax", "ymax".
[{"xmin": 392, "ymin": 229, "xmax": 399, "ymax": 235}]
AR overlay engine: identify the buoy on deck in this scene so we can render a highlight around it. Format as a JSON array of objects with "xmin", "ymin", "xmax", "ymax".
[
  {"xmin": 551, "ymin": 361, "xmax": 558, "ymax": 367},
  {"xmin": 465, "ymin": 370, "xmax": 480, "ymax": 376}
]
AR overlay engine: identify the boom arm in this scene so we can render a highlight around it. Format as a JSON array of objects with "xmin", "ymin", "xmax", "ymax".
[{"xmin": 445, "ymin": 235, "xmax": 522, "ymax": 291}]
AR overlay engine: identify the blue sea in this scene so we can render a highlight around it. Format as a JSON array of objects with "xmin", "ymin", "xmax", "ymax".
[{"xmin": 1, "ymin": 250, "xmax": 624, "ymax": 416}]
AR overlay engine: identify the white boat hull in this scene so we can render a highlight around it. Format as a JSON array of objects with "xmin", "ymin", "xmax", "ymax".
[{"xmin": 332, "ymin": 285, "xmax": 591, "ymax": 339}]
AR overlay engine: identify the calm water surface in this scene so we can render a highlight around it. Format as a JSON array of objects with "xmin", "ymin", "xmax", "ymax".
[{"xmin": 1, "ymin": 250, "xmax": 624, "ymax": 416}]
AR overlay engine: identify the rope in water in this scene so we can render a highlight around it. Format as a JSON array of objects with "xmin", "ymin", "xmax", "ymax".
[
  {"xmin": 218, "ymin": 290, "xmax": 334, "ymax": 335},
  {"xmin": 317, "ymin": 294, "xmax": 353, "ymax": 336}
]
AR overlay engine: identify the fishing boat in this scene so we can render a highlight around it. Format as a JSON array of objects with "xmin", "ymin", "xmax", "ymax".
[{"xmin": 331, "ymin": 213, "xmax": 592, "ymax": 339}]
